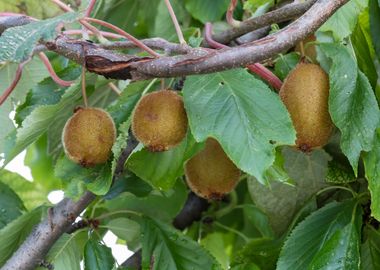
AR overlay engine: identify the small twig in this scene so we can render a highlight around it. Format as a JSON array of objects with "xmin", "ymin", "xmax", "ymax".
[
  {"xmin": 226, "ymin": 0, "xmax": 241, "ymax": 27},
  {"xmin": 85, "ymin": 0, "xmax": 97, "ymax": 17},
  {"xmin": 108, "ymin": 82, "xmax": 121, "ymax": 95},
  {"xmin": 205, "ymin": 23, "xmax": 282, "ymax": 90},
  {"xmin": 82, "ymin": 17, "xmax": 160, "ymax": 57},
  {"xmin": 38, "ymin": 52, "xmax": 74, "ymax": 87},
  {"xmin": 0, "ymin": 60, "xmax": 29, "ymax": 106},
  {"xmin": 81, "ymin": 65, "xmax": 88, "ymax": 107},
  {"xmin": 164, "ymin": 0, "xmax": 186, "ymax": 44}
]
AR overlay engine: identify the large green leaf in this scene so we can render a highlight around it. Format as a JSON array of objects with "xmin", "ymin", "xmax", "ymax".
[
  {"xmin": 0, "ymin": 170, "xmax": 47, "ymax": 210},
  {"xmin": 43, "ymin": 233, "xmax": 83, "ymax": 270},
  {"xmin": 363, "ymin": 130, "xmax": 380, "ymax": 221},
  {"xmin": 140, "ymin": 216, "xmax": 222, "ymax": 270},
  {"xmin": 352, "ymin": 9, "xmax": 378, "ymax": 90},
  {"xmin": 104, "ymin": 217, "xmax": 140, "ymax": 243},
  {"xmin": 369, "ymin": 0, "xmax": 380, "ymax": 58},
  {"xmin": 320, "ymin": 43, "xmax": 380, "ymax": 174},
  {"xmin": 248, "ymin": 147, "xmax": 329, "ymax": 235},
  {"xmin": 183, "ymin": 69, "xmax": 296, "ymax": 183},
  {"xmin": 0, "ymin": 207, "xmax": 44, "ymax": 267},
  {"xmin": 185, "ymin": 0, "xmax": 229, "ymax": 23},
  {"xmin": 0, "ymin": 0, "xmax": 62, "ymax": 19},
  {"xmin": 320, "ymin": 0, "xmax": 367, "ymax": 41},
  {"xmin": 127, "ymin": 132, "xmax": 203, "ymax": 190},
  {"xmin": 0, "ymin": 12, "xmax": 79, "ymax": 62},
  {"xmin": 84, "ymin": 238, "xmax": 114, "ymax": 270},
  {"xmin": 361, "ymin": 227, "xmax": 380, "ymax": 270},
  {"xmin": 0, "ymin": 181, "xmax": 25, "ymax": 229},
  {"xmin": 276, "ymin": 200, "xmax": 360, "ymax": 270},
  {"xmin": 104, "ymin": 181, "xmax": 187, "ymax": 223},
  {"xmin": 2, "ymin": 81, "xmax": 82, "ymax": 164}
]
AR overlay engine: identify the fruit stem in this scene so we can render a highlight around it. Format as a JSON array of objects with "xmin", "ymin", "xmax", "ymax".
[
  {"xmin": 81, "ymin": 65, "xmax": 89, "ymax": 108},
  {"xmin": 141, "ymin": 78, "xmax": 158, "ymax": 96},
  {"xmin": 83, "ymin": 17, "xmax": 160, "ymax": 58},
  {"xmin": 108, "ymin": 82, "xmax": 122, "ymax": 95},
  {"xmin": 164, "ymin": 0, "xmax": 186, "ymax": 44},
  {"xmin": 204, "ymin": 23, "xmax": 282, "ymax": 91},
  {"xmin": 85, "ymin": 0, "xmax": 97, "ymax": 17},
  {"xmin": 226, "ymin": 0, "xmax": 241, "ymax": 27},
  {"xmin": 38, "ymin": 52, "xmax": 75, "ymax": 87}
]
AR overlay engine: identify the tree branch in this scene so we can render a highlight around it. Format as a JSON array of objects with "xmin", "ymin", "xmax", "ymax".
[
  {"xmin": 213, "ymin": 0, "xmax": 317, "ymax": 44},
  {"xmin": 39, "ymin": 0, "xmax": 346, "ymax": 81}
]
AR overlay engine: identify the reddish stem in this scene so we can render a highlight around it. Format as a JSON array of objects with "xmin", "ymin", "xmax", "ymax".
[
  {"xmin": 85, "ymin": 0, "xmax": 97, "ymax": 17},
  {"xmin": 226, "ymin": 0, "xmax": 241, "ymax": 27},
  {"xmin": 0, "ymin": 61, "xmax": 27, "ymax": 106},
  {"xmin": 64, "ymin": 29, "xmax": 123, "ymax": 39},
  {"xmin": 204, "ymin": 23, "xmax": 282, "ymax": 91},
  {"xmin": 50, "ymin": 0, "xmax": 74, "ymax": 12},
  {"xmin": 164, "ymin": 0, "xmax": 186, "ymax": 44},
  {"xmin": 83, "ymin": 17, "xmax": 160, "ymax": 57},
  {"xmin": 38, "ymin": 52, "xmax": 74, "ymax": 87}
]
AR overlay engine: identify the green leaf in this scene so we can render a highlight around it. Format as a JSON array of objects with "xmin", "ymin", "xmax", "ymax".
[
  {"xmin": 241, "ymin": 204, "xmax": 274, "ymax": 238},
  {"xmin": 274, "ymin": 53, "xmax": 300, "ymax": 81},
  {"xmin": 319, "ymin": 43, "xmax": 380, "ymax": 174},
  {"xmin": 44, "ymin": 233, "xmax": 83, "ymax": 270},
  {"xmin": 276, "ymin": 200, "xmax": 359, "ymax": 270},
  {"xmin": 0, "ymin": 12, "xmax": 79, "ymax": 62},
  {"xmin": 84, "ymin": 238, "xmax": 114, "ymax": 270},
  {"xmin": 326, "ymin": 160, "xmax": 356, "ymax": 184},
  {"xmin": 201, "ymin": 233, "xmax": 230, "ymax": 269},
  {"xmin": 127, "ymin": 132, "xmax": 203, "ymax": 190},
  {"xmin": 309, "ymin": 222, "xmax": 360, "ymax": 270},
  {"xmin": 104, "ymin": 181, "xmax": 187, "ymax": 223},
  {"xmin": 361, "ymin": 227, "xmax": 380, "ymax": 270},
  {"xmin": 0, "ymin": 169, "xmax": 47, "ymax": 210},
  {"xmin": 183, "ymin": 69, "xmax": 296, "ymax": 183},
  {"xmin": 363, "ymin": 130, "xmax": 380, "ymax": 221},
  {"xmin": 185, "ymin": 0, "xmax": 229, "ymax": 23},
  {"xmin": 105, "ymin": 218, "xmax": 140, "ymax": 243},
  {"xmin": 55, "ymin": 156, "xmax": 112, "ymax": 196},
  {"xmin": 0, "ymin": 181, "xmax": 25, "ymax": 229},
  {"xmin": 3, "ymin": 81, "xmax": 82, "ymax": 164},
  {"xmin": 369, "ymin": 0, "xmax": 380, "ymax": 58},
  {"xmin": 0, "ymin": 207, "xmax": 44, "ymax": 267},
  {"xmin": 0, "ymin": 0, "xmax": 62, "ymax": 19},
  {"xmin": 320, "ymin": 0, "xmax": 367, "ymax": 41},
  {"xmin": 140, "ymin": 216, "xmax": 222, "ymax": 270},
  {"xmin": 248, "ymin": 147, "xmax": 329, "ymax": 235}
]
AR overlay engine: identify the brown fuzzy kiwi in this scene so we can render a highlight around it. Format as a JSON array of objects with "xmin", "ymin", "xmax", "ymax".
[
  {"xmin": 279, "ymin": 63, "xmax": 333, "ymax": 151},
  {"xmin": 185, "ymin": 138, "xmax": 240, "ymax": 200},
  {"xmin": 295, "ymin": 35, "xmax": 317, "ymax": 63},
  {"xmin": 132, "ymin": 90, "xmax": 188, "ymax": 152},
  {"xmin": 62, "ymin": 107, "xmax": 116, "ymax": 167}
]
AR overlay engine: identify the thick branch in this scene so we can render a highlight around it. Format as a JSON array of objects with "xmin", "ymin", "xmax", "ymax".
[
  {"xmin": 213, "ymin": 0, "xmax": 317, "ymax": 44},
  {"xmin": 40, "ymin": 0, "xmax": 347, "ymax": 81}
]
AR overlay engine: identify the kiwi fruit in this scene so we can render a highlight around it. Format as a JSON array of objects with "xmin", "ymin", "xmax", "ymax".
[
  {"xmin": 279, "ymin": 63, "xmax": 333, "ymax": 151},
  {"xmin": 132, "ymin": 90, "xmax": 188, "ymax": 152},
  {"xmin": 62, "ymin": 107, "xmax": 116, "ymax": 167},
  {"xmin": 295, "ymin": 35, "xmax": 317, "ymax": 63},
  {"xmin": 185, "ymin": 138, "xmax": 240, "ymax": 200}
]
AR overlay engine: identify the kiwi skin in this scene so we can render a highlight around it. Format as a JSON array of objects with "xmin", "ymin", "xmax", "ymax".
[
  {"xmin": 132, "ymin": 90, "xmax": 188, "ymax": 152},
  {"xmin": 185, "ymin": 138, "xmax": 241, "ymax": 200},
  {"xmin": 62, "ymin": 107, "xmax": 116, "ymax": 167},
  {"xmin": 279, "ymin": 63, "xmax": 333, "ymax": 151}
]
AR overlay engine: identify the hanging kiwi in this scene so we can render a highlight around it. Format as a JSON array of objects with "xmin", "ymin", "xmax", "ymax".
[
  {"xmin": 279, "ymin": 62, "xmax": 333, "ymax": 151},
  {"xmin": 132, "ymin": 90, "xmax": 188, "ymax": 152},
  {"xmin": 62, "ymin": 107, "xmax": 116, "ymax": 167},
  {"xmin": 185, "ymin": 138, "xmax": 241, "ymax": 200}
]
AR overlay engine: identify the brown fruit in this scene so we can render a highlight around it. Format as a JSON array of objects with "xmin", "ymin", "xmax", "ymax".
[
  {"xmin": 279, "ymin": 63, "xmax": 333, "ymax": 151},
  {"xmin": 62, "ymin": 107, "xmax": 116, "ymax": 167},
  {"xmin": 185, "ymin": 138, "xmax": 240, "ymax": 200},
  {"xmin": 132, "ymin": 90, "xmax": 188, "ymax": 152},
  {"xmin": 295, "ymin": 35, "xmax": 317, "ymax": 63}
]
